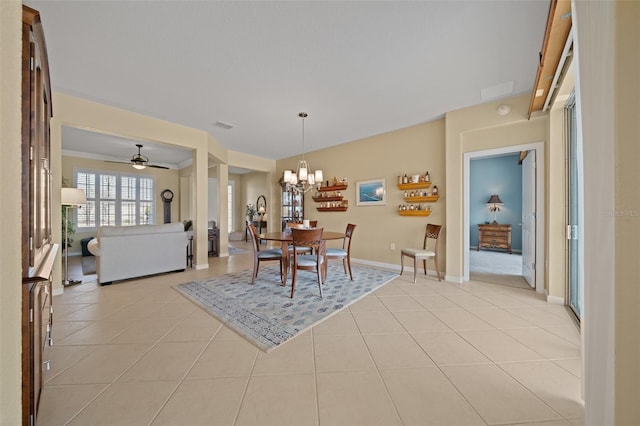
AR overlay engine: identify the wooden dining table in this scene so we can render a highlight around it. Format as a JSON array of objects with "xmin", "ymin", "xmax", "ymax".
[{"xmin": 259, "ymin": 230, "xmax": 346, "ymax": 284}]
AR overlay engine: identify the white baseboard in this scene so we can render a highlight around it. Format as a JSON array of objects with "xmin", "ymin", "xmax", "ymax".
[
  {"xmin": 52, "ymin": 287, "xmax": 64, "ymax": 296},
  {"xmin": 546, "ymin": 294, "xmax": 565, "ymax": 305},
  {"xmin": 193, "ymin": 263, "xmax": 210, "ymax": 270},
  {"xmin": 445, "ymin": 275, "xmax": 464, "ymax": 283}
]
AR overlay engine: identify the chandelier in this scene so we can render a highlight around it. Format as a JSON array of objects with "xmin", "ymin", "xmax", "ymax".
[{"xmin": 283, "ymin": 112, "xmax": 323, "ymax": 193}]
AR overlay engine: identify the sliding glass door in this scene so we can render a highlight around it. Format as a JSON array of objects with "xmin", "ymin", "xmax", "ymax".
[{"xmin": 566, "ymin": 94, "xmax": 582, "ymax": 320}]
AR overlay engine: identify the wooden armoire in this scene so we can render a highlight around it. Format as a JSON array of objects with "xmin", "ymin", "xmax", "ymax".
[{"xmin": 21, "ymin": 5, "xmax": 57, "ymax": 425}]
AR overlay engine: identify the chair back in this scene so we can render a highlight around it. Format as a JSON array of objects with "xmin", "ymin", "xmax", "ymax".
[
  {"xmin": 343, "ymin": 223, "xmax": 356, "ymax": 251},
  {"xmin": 287, "ymin": 220, "xmax": 318, "ymax": 228},
  {"xmin": 423, "ymin": 224, "xmax": 443, "ymax": 252},
  {"xmin": 247, "ymin": 221, "xmax": 262, "ymax": 253},
  {"xmin": 291, "ymin": 228, "xmax": 324, "ymax": 251}
]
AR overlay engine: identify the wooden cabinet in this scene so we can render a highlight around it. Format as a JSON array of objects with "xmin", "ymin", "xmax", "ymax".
[
  {"xmin": 281, "ymin": 185, "xmax": 304, "ymax": 229},
  {"xmin": 313, "ymin": 184, "xmax": 348, "ymax": 212},
  {"xmin": 21, "ymin": 6, "xmax": 57, "ymax": 425},
  {"xmin": 477, "ymin": 224, "xmax": 512, "ymax": 254},
  {"xmin": 396, "ymin": 182, "xmax": 439, "ymax": 216}
]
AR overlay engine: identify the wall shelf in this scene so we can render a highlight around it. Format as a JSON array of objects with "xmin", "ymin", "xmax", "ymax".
[
  {"xmin": 397, "ymin": 182, "xmax": 431, "ymax": 191},
  {"xmin": 318, "ymin": 184, "xmax": 348, "ymax": 191},
  {"xmin": 317, "ymin": 207, "xmax": 348, "ymax": 212},
  {"xmin": 398, "ymin": 210, "xmax": 431, "ymax": 217},
  {"xmin": 312, "ymin": 196, "xmax": 343, "ymax": 202},
  {"xmin": 403, "ymin": 195, "xmax": 440, "ymax": 203}
]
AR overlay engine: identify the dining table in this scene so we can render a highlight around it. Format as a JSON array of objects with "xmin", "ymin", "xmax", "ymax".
[{"xmin": 259, "ymin": 230, "xmax": 346, "ymax": 285}]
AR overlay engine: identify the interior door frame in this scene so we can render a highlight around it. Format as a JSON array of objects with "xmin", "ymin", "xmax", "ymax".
[{"xmin": 463, "ymin": 141, "xmax": 545, "ymax": 293}]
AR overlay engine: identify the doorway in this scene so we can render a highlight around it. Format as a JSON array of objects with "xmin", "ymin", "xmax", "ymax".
[
  {"xmin": 464, "ymin": 142, "xmax": 545, "ymax": 293},
  {"xmin": 566, "ymin": 95, "xmax": 582, "ymax": 320}
]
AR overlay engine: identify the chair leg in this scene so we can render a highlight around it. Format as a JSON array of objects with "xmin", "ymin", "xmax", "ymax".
[
  {"xmin": 400, "ymin": 254, "xmax": 405, "ymax": 276},
  {"xmin": 346, "ymin": 256, "xmax": 353, "ymax": 281},
  {"xmin": 290, "ymin": 267, "xmax": 297, "ymax": 298},
  {"xmin": 413, "ymin": 257, "xmax": 417, "ymax": 284},
  {"xmin": 252, "ymin": 260, "xmax": 258, "ymax": 284},
  {"xmin": 434, "ymin": 255, "xmax": 441, "ymax": 281},
  {"xmin": 317, "ymin": 267, "xmax": 324, "ymax": 298},
  {"xmin": 423, "ymin": 259, "xmax": 427, "ymax": 276}
]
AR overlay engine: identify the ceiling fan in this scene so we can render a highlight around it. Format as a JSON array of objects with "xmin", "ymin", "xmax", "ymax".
[{"xmin": 105, "ymin": 144, "xmax": 169, "ymax": 170}]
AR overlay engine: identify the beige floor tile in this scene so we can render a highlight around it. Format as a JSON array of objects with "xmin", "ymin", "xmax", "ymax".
[
  {"xmin": 68, "ymin": 381, "xmax": 178, "ymax": 426},
  {"xmin": 458, "ymin": 329, "xmax": 546, "ymax": 362},
  {"xmin": 236, "ymin": 374, "xmax": 318, "ymax": 426},
  {"xmin": 393, "ymin": 310, "xmax": 451, "ymax": 333},
  {"xmin": 441, "ymin": 364, "xmax": 560, "ymax": 424},
  {"xmin": 161, "ymin": 314, "xmax": 222, "ymax": 342},
  {"xmin": 101, "ymin": 302, "xmax": 164, "ymax": 321},
  {"xmin": 51, "ymin": 303, "xmax": 92, "ymax": 318},
  {"xmin": 381, "ymin": 368, "xmax": 485, "ymax": 425},
  {"xmin": 252, "ymin": 331, "xmax": 314, "ymax": 375},
  {"xmin": 413, "ymin": 294, "xmax": 461, "ymax": 310},
  {"xmin": 396, "ymin": 282, "xmax": 439, "ymax": 296},
  {"xmin": 364, "ymin": 333, "xmax": 435, "ymax": 370},
  {"xmin": 56, "ymin": 302, "xmax": 127, "ymax": 321},
  {"xmin": 348, "ymin": 295, "xmax": 388, "ymax": 311},
  {"xmin": 502, "ymin": 420, "xmax": 574, "ymax": 426},
  {"xmin": 378, "ymin": 295, "xmax": 426, "ymax": 311},
  {"xmin": 213, "ymin": 325, "xmax": 248, "ymax": 341},
  {"xmin": 374, "ymin": 282, "xmax": 408, "ymax": 296},
  {"xmin": 351, "ymin": 310, "xmax": 406, "ymax": 334},
  {"xmin": 55, "ymin": 319, "xmax": 133, "ymax": 345},
  {"xmin": 444, "ymin": 293, "xmax": 498, "ymax": 309},
  {"xmin": 37, "ymin": 384, "xmax": 108, "ymax": 426},
  {"xmin": 108, "ymin": 317, "xmax": 179, "ymax": 344},
  {"xmin": 430, "ymin": 309, "xmax": 495, "ymax": 331},
  {"xmin": 314, "ymin": 334, "xmax": 376, "ymax": 372},
  {"xmin": 118, "ymin": 341, "xmax": 208, "ymax": 382},
  {"xmin": 412, "ymin": 331, "xmax": 492, "ymax": 366},
  {"xmin": 43, "ymin": 345, "xmax": 97, "ymax": 383},
  {"xmin": 317, "ymin": 370, "xmax": 402, "ymax": 425},
  {"xmin": 49, "ymin": 320, "xmax": 93, "ymax": 343},
  {"xmin": 468, "ymin": 307, "xmax": 536, "ymax": 329},
  {"xmin": 47, "ymin": 343, "xmax": 151, "ymax": 385},
  {"xmin": 146, "ymin": 300, "xmax": 197, "ymax": 319},
  {"xmin": 505, "ymin": 307, "xmax": 573, "ymax": 327},
  {"xmin": 312, "ymin": 310, "xmax": 360, "ymax": 335},
  {"xmin": 499, "ymin": 361, "xmax": 584, "ymax": 418},
  {"xmin": 188, "ymin": 339, "xmax": 258, "ymax": 378},
  {"xmin": 554, "ymin": 358, "xmax": 582, "ymax": 378},
  {"xmin": 151, "ymin": 377, "xmax": 246, "ymax": 425},
  {"xmin": 502, "ymin": 328, "xmax": 581, "ymax": 359},
  {"xmin": 543, "ymin": 324, "xmax": 581, "ymax": 346}
]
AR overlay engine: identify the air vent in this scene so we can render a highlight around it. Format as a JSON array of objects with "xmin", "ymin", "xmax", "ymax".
[{"xmin": 214, "ymin": 121, "xmax": 235, "ymax": 130}]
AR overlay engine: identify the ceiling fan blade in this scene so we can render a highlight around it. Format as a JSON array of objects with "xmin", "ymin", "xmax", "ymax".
[
  {"xmin": 104, "ymin": 160, "xmax": 133, "ymax": 165},
  {"xmin": 148, "ymin": 164, "xmax": 170, "ymax": 169}
]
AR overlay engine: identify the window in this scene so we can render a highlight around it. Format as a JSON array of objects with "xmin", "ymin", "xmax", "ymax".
[
  {"xmin": 227, "ymin": 182, "xmax": 234, "ymax": 233},
  {"xmin": 75, "ymin": 169, "xmax": 155, "ymax": 229}
]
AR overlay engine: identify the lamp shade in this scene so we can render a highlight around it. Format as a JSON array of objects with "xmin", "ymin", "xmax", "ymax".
[
  {"xmin": 61, "ymin": 188, "xmax": 87, "ymax": 206},
  {"xmin": 486, "ymin": 194, "xmax": 503, "ymax": 205}
]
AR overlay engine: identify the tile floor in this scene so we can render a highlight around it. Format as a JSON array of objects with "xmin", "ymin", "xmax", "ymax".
[{"xmin": 39, "ymin": 244, "xmax": 583, "ymax": 425}]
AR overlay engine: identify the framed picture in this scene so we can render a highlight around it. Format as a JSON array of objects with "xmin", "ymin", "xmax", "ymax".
[{"xmin": 356, "ymin": 178, "xmax": 386, "ymax": 206}]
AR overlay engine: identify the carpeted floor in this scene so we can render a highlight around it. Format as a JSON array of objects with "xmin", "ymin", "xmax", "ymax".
[
  {"xmin": 174, "ymin": 264, "xmax": 397, "ymax": 352},
  {"xmin": 469, "ymin": 249, "xmax": 532, "ymax": 289}
]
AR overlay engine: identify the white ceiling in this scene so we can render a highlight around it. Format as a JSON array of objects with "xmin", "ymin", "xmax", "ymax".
[{"xmin": 27, "ymin": 0, "xmax": 548, "ymax": 167}]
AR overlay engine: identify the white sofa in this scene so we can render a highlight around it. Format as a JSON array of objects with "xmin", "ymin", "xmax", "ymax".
[{"xmin": 87, "ymin": 223, "xmax": 187, "ymax": 285}]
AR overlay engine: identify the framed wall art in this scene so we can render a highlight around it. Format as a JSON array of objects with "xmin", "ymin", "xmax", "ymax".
[{"xmin": 356, "ymin": 178, "xmax": 386, "ymax": 206}]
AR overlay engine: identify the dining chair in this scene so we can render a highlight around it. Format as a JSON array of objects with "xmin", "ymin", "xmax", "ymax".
[
  {"xmin": 400, "ymin": 224, "xmax": 443, "ymax": 283},
  {"xmin": 325, "ymin": 223, "xmax": 356, "ymax": 280},
  {"xmin": 290, "ymin": 228, "xmax": 326, "ymax": 298},
  {"xmin": 247, "ymin": 221, "xmax": 283, "ymax": 285}
]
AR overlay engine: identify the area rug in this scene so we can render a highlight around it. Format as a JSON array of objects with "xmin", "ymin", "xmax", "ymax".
[
  {"xmin": 228, "ymin": 245, "xmax": 248, "ymax": 255},
  {"xmin": 174, "ymin": 264, "xmax": 397, "ymax": 352},
  {"xmin": 81, "ymin": 256, "xmax": 96, "ymax": 275}
]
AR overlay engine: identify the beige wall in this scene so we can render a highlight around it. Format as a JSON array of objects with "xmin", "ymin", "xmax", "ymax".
[
  {"xmin": 614, "ymin": 1, "xmax": 640, "ymax": 422},
  {"xmin": 277, "ymin": 120, "xmax": 446, "ymax": 269},
  {"xmin": 0, "ymin": 1, "xmax": 24, "ymax": 423},
  {"xmin": 445, "ymin": 93, "xmax": 549, "ymax": 282},
  {"xmin": 61, "ymin": 155, "xmax": 181, "ymax": 249}
]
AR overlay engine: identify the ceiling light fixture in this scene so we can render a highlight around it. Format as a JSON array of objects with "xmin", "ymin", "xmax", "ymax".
[{"xmin": 283, "ymin": 112, "xmax": 323, "ymax": 193}]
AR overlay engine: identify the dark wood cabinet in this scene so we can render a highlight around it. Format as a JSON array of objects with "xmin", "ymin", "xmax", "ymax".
[
  {"xmin": 281, "ymin": 185, "xmax": 304, "ymax": 229},
  {"xmin": 477, "ymin": 224, "xmax": 512, "ymax": 254},
  {"xmin": 21, "ymin": 6, "xmax": 57, "ymax": 425}
]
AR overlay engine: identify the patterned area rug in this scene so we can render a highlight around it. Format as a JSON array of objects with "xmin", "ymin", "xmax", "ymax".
[
  {"xmin": 228, "ymin": 245, "xmax": 248, "ymax": 255},
  {"xmin": 174, "ymin": 264, "xmax": 397, "ymax": 352}
]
